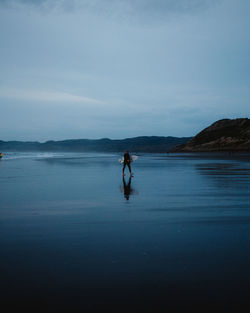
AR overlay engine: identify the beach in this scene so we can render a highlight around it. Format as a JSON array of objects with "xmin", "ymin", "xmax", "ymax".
[{"xmin": 0, "ymin": 152, "xmax": 250, "ymax": 312}]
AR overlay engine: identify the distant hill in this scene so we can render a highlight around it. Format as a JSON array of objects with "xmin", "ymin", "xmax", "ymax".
[
  {"xmin": 0, "ymin": 136, "xmax": 191, "ymax": 153},
  {"xmin": 171, "ymin": 118, "xmax": 250, "ymax": 152}
]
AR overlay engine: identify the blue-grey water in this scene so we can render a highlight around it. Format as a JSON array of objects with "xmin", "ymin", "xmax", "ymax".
[{"xmin": 1, "ymin": 152, "xmax": 250, "ymax": 313}]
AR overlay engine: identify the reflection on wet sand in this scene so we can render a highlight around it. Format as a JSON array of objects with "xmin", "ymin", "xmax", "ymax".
[
  {"xmin": 196, "ymin": 162, "xmax": 250, "ymax": 190},
  {"xmin": 121, "ymin": 176, "xmax": 138, "ymax": 200}
]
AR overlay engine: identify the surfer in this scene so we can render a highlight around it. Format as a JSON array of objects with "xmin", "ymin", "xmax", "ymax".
[{"xmin": 123, "ymin": 150, "xmax": 133, "ymax": 176}]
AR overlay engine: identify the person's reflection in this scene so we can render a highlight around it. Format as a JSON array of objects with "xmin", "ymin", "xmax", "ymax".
[{"xmin": 123, "ymin": 176, "xmax": 132, "ymax": 200}]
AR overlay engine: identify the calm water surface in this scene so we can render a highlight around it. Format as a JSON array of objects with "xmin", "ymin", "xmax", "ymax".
[{"xmin": 0, "ymin": 152, "xmax": 250, "ymax": 312}]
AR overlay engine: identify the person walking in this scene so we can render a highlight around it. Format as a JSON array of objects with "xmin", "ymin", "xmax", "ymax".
[{"xmin": 122, "ymin": 150, "xmax": 133, "ymax": 177}]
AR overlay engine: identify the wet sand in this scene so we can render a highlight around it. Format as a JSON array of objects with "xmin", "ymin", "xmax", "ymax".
[{"xmin": 0, "ymin": 152, "xmax": 250, "ymax": 312}]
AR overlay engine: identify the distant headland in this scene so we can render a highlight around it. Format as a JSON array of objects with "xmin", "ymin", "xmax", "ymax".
[
  {"xmin": 171, "ymin": 118, "xmax": 250, "ymax": 152},
  {"xmin": 1, "ymin": 118, "xmax": 250, "ymax": 153},
  {"xmin": 0, "ymin": 136, "xmax": 191, "ymax": 153}
]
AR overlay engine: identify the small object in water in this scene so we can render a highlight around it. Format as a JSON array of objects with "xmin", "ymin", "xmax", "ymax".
[{"xmin": 0, "ymin": 153, "xmax": 3, "ymax": 159}]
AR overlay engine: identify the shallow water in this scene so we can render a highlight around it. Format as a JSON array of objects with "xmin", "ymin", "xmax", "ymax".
[{"xmin": 0, "ymin": 152, "xmax": 250, "ymax": 312}]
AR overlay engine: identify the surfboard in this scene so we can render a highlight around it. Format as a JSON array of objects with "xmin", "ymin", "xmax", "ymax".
[{"xmin": 119, "ymin": 155, "xmax": 138, "ymax": 163}]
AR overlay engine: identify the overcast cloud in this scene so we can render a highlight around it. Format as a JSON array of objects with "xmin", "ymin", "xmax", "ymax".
[{"xmin": 0, "ymin": 0, "xmax": 249, "ymax": 140}]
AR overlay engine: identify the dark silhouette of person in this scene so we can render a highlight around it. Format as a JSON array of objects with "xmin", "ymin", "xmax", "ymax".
[
  {"xmin": 123, "ymin": 176, "xmax": 132, "ymax": 200},
  {"xmin": 123, "ymin": 150, "xmax": 133, "ymax": 176}
]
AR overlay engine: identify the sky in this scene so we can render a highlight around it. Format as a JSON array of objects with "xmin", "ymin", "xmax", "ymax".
[{"xmin": 0, "ymin": 0, "xmax": 249, "ymax": 141}]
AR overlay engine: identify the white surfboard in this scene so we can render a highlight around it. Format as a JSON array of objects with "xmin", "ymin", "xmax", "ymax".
[
  {"xmin": 131, "ymin": 155, "xmax": 138, "ymax": 162},
  {"xmin": 119, "ymin": 155, "xmax": 138, "ymax": 163}
]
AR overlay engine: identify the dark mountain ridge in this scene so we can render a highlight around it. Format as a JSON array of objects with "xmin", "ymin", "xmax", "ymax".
[
  {"xmin": 171, "ymin": 118, "xmax": 250, "ymax": 152},
  {"xmin": 0, "ymin": 136, "xmax": 191, "ymax": 153}
]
